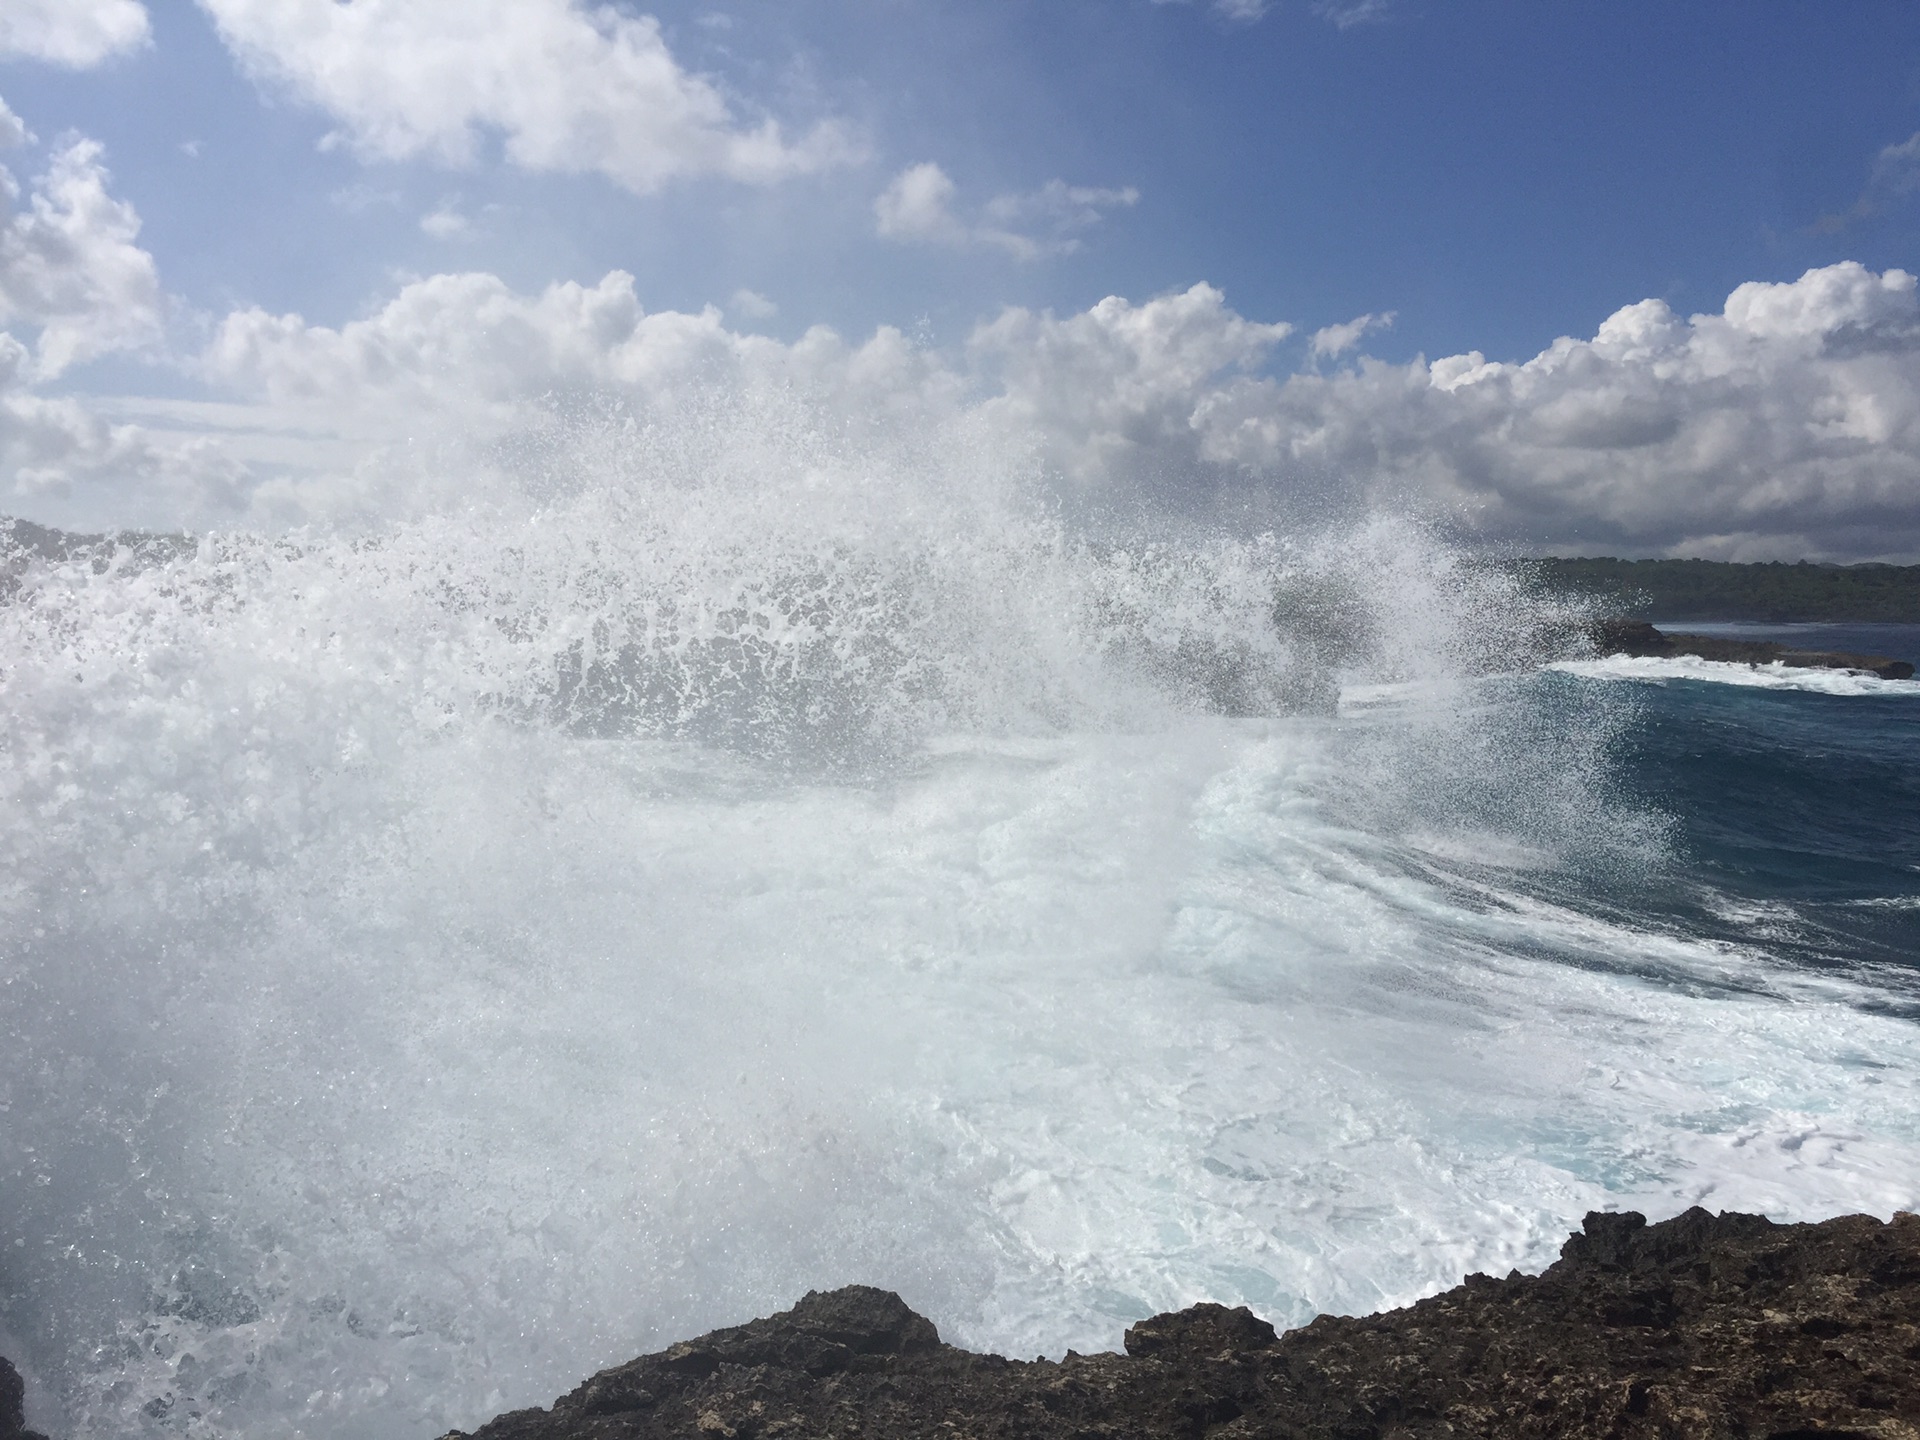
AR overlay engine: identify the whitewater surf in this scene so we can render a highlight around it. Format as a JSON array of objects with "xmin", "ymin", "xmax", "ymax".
[{"xmin": 2, "ymin": 434, "xmax": 1916, "ymax": 1438}]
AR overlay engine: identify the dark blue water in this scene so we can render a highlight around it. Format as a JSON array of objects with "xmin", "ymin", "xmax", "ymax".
[{"xmin": 1568, "ymin": 626, "xmax": 1920, "ymax": 1003}]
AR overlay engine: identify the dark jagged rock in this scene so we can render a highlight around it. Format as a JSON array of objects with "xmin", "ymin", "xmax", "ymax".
[
  {"xmin": 442, "ymin": 1208, "xmax": 1920, "ymax": 1440},
  {"xmin": 0, "ymin": 1358, "xmax": 47, "ymax": 1440},
  {"xmin": 1595, "ymin": 619, "xmax": 1916, "ymax": 680}
]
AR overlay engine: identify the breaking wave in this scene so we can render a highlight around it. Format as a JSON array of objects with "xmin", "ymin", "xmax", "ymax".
[{"xmin": 2, "ymin": 406, "xmax": 1915, "ymax": 1439}]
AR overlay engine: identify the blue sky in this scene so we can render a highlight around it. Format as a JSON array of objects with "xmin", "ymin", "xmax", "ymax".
[{"xmin": 3, "ymin": 0, "xmax": 1920, "ymax": 556}]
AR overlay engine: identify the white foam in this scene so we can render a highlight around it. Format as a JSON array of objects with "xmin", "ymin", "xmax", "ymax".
[
  {"xmin": 1554, "ymin": 653, "xmax": 1920, "ymax": 696},
  {"xmin": 2, "ymin": 493, "xmax": 1914, "ymax": 1439}
]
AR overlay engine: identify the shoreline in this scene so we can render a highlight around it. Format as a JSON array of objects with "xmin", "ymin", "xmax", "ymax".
[
  {"xmin": 1593, "ymin": 619, "xmax": 1916, "ymax": 680},
  {"xmin": 422, "ymin": 1207, "xmax": 1919, "ymax": 1440}
]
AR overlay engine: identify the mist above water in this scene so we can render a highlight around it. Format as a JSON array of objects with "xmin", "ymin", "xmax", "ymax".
[{"xmin": 3, "ymin": 403, "xmax": 1916, "ymax": 1440}]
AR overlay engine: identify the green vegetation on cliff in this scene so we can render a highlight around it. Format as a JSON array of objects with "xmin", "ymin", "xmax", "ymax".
[{"xmin": 1524, "ymin": 557, "xmax": 1920, "ymax": 622}]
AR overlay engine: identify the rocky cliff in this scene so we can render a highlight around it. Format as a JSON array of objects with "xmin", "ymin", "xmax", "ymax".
[{"xmin": 439, "ymin": 1207, "xmax": 1920, "ymax": 1440}]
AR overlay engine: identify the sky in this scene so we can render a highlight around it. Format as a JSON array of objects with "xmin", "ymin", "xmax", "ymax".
[{"xmin": 3, "ymin": 0, "xmax": 1920, "ymax": 557}]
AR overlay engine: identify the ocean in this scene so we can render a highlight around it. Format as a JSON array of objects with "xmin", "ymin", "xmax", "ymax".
[{"xmin": 2, "ymin": 478, "xmax": 1916, "ymax": 1438}]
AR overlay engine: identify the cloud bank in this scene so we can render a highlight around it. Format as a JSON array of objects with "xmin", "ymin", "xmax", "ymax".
[
  {"xmin": 6, "ymin": 226, "xmax": 1919, "ymax": 558},
  {"xmin": 1220, "ymin": 263, "xmax": 1920, "ymax": 559},
  {"xmin": 197, "ymin": 0, "xmax": 859, "ymax": 193}
]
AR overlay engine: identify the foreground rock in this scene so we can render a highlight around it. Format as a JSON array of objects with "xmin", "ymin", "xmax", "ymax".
[
  {"xmin": 0, "ymin": 1359, "xmax": 47, "ymax": 1440},
  {"xmin": 1594, "ymin": 619, "xmax": 1916, "ymax": 680},
  {"xmin": 445, "ymin": 1208, "xmax": 1920, "ymax": 1440}
]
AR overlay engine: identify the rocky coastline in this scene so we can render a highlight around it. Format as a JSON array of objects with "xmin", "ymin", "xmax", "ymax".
[
  {"xmin": 406, "ymin": 1207, "xmax": 1920, "ymax": 1440},
  {"xmin": 0, "ymin": 1206, "xmax": 1914, "ymax": 1440},
  {"xmin": 1593, "ymin": 620, "xmax": 1916, "ymax": 680}
]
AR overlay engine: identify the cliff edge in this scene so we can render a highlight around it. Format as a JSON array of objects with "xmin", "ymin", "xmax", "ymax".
[{"xmin": 439, "ymin": 1207, "xmax": 1920, "ymax": 1440}]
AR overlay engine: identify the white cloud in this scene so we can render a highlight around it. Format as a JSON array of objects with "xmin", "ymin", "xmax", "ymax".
[
  {"xmin": 0, "ymin": 333, "xmax": 244, "ymax": 524},
  {"xmin": 0, "ymin": 98, "xmax": 32, "ymax": 150},
  {"xmin": 201, "ymin": 270, "xmax": 956, "ymax": 432},
  {"xmin": 1188, "ymin": 262, "xmax": 1920, "ymax": 557},
  {"xmin": 0, "ymin": 138, "xmax": 164, "ymax": 377},
  {"xmin": 0, "ymin": 0, "xmax": 149, "ymax": 68},
  {"xmin": 1872, "ymin": 133, "xmax": 1920, "ymax": 195},
  {"xmin": 163, "ymin": 262, "xmax": 1920, "ymax": 556},
  {"xmin": 1313, "ymin": 0, "xmax": 1391, "ymax": 28},
  {"xmin": 1151, "ymin": 0, "xmax": 1391, "ymax": 24},
  {"xmin": 190, "ymin": 268, "xmax": 971, "ymax": 523},
  {"xmin": 420, "ymin": 200, "xmax": 478, "ymax": 241},
  {"xmin": 197, "ymin": 0, "xmax": 859, "ymax": 194},
  {"xmin": 1309, "ymin": 310, "xmax": 1394, "ymax": 359},
  {"xmin": 1817, "ymin": 130, "xmax": 1920, "ymax": 232},
  {"xmin": 14, "ymin": 258, "xmax": 1920, "ymax": 557},
  {"xmin": 971, "ymin": 283, "xmax": 1293, "ymax": 480},
  {"xmin": 728, "ymin": 288, "xmax": 777, "ymax": 321},
  {"xmin": 875, "ymin": 163, "xmax": 1138, "ymax": 261},
  {"xmin": 1150, "ymin": 0, "xmax": 1271, "ymax": 22},
  {"xmin": 980, "ymin": 180, "xmax": 1141, "ymax": 260},
  {"xmin": 873, "ymin": 162, "xmax": 965, "ymax": 245}
]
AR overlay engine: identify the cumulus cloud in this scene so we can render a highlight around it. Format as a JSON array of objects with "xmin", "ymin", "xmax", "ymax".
[
  {"xmin": 0, "ymin": 116, "xmax": 227, "ymax": 526},
  {"xmin": 197, "ymin": 0, "xmax": 859, "ymax": 193},
  {"xmin": 172, "ymin": 262, "xmax": 1920, "ymax": 555},
  {"xmin": 0, "ymin": 138, "xmax": 164, "ymax": 377},
  {"xmin": 0, "ymin": 0, "xmax": 149, "ymax": 68},
  {"xmin": 205, "ymin": 276, "xmax": 1286, "ymax": 509},
  {"xmin": 15, "ymin": 257, "xmax": 1919, "ymax": 556},
  {"xmin": 190, "ymin": 267, "xmax": 970, "ymax": 522},
  {"xmin": 874, "ymin": 163, "xmax": 1138, "ymax": 260},
  {"xmin": 1188, "ymin": 262, "xmax": 1920, "ymax": 557},
  {"xmin": 970, "ymin": 284, "xmax": 1293, "ymax": 480},
  {"xmin": 1310, "ymin": 311, "xmax": 1394, "ymax": 359},
  {"xmin": 199, "ymin": 270, "xmax": 960, "ymax": 445}
]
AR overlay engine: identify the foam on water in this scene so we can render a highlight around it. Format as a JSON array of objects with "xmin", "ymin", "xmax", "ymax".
[
  {"xmin": 1555, "ymin": 653, "xmax": 1920, "ymax": 696},
  {"xmin": 2, "ymin": 420, "xmax": 1917, "ymax": 1438}
]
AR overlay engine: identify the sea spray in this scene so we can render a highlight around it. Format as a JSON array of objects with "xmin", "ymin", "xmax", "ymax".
[{"xmin": 2, "ymin": 416, "xmax": 1916, "ymax": 1439}]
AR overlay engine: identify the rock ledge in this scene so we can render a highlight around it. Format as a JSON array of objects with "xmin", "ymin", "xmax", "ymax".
[{"xmin": 441, "ymin": 1208, "xmax": 1920, "ymax": 1439}]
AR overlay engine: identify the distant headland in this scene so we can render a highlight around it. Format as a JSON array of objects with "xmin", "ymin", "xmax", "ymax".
[{"xmin": 1522, "ymin": 556, "xmax": 1920, "ymax": 623}]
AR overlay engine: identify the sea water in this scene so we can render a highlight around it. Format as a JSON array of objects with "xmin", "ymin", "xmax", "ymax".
[{"xmin": 2, "ymin": 431, "xmax": 1917, "ymax": 1437}]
